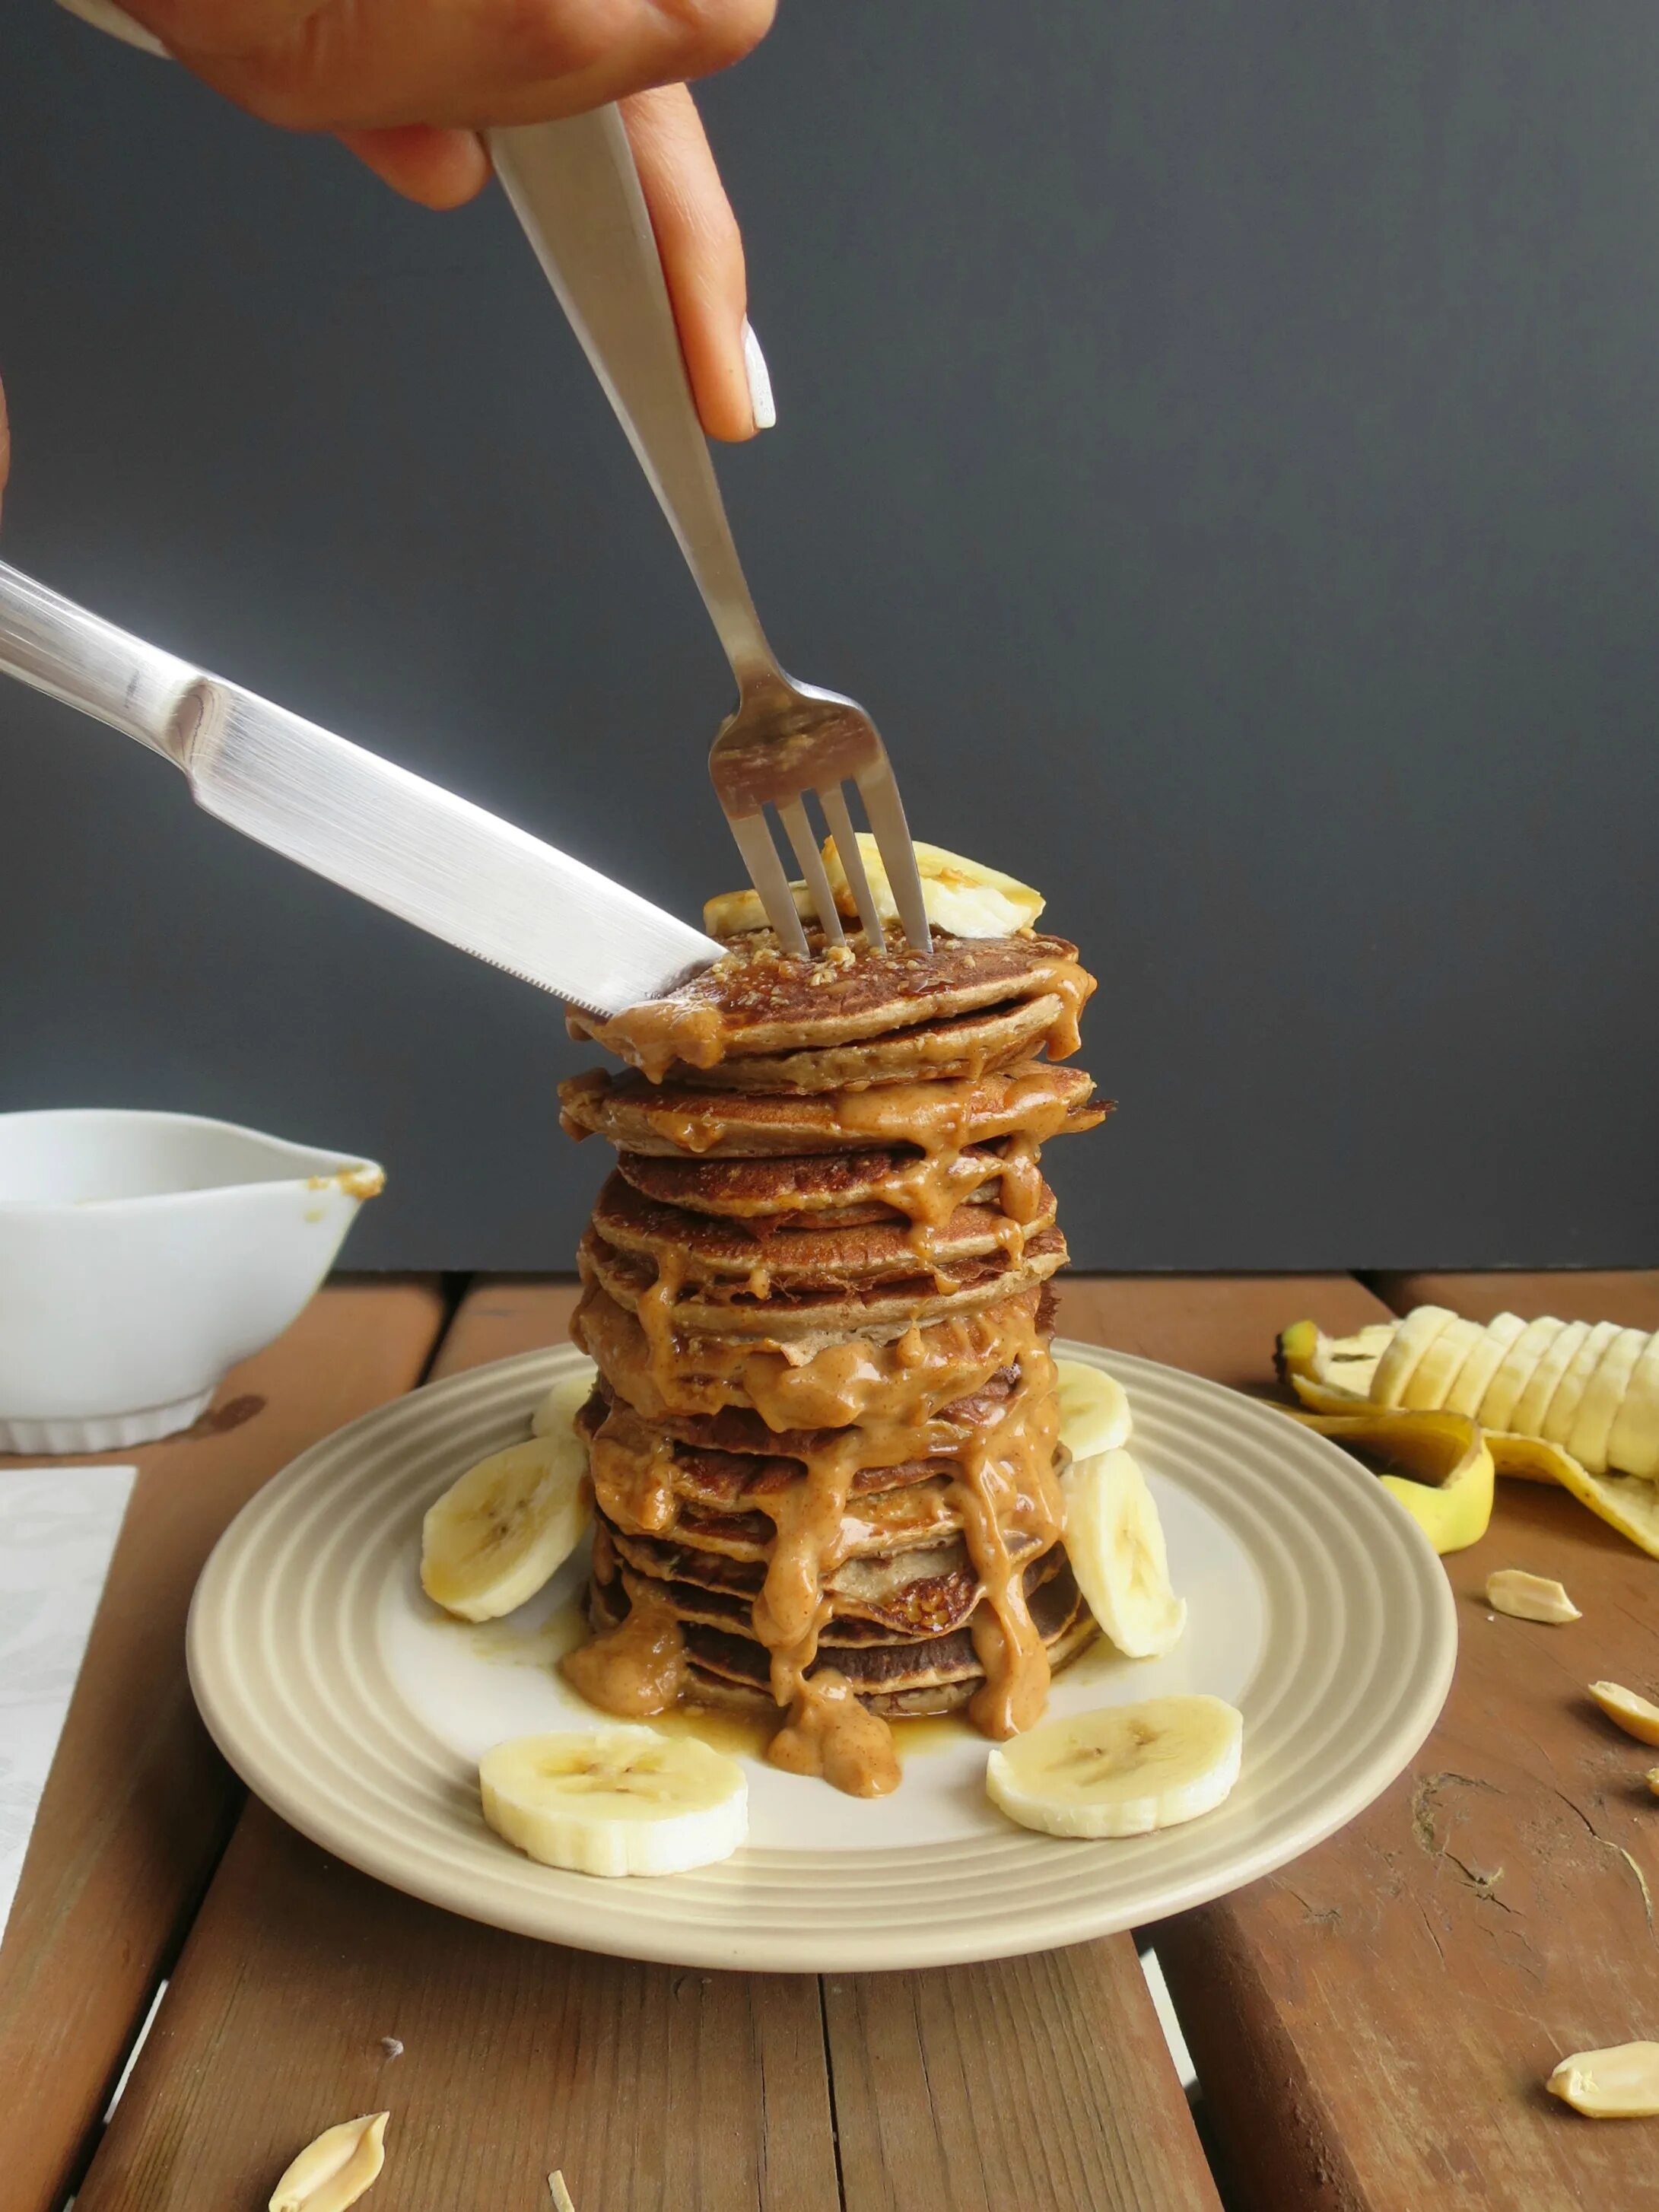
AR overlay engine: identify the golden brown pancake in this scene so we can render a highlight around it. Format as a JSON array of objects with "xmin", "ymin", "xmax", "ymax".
[
  {"xmin": 567, "ymin": 930, "xmax": 1094, "ymax": 1080},
  {"xmin": 580, "ymin": 1222, "xmax": 1069, "ymax": 1341},
  {"xmin": 559, "ymin": 1060, "xmax": 1108, "ymax": 1158},
  {"xmin": 589, "ymin": 1169, "xmax": 1058, "ymax": 1290},
  {"xmin": 557, "ymin": 910, "xmax": 1102, "ymax": 1792}
]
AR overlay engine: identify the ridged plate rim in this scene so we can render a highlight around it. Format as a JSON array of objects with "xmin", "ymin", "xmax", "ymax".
[{"xmin": 186, "ymin": 1337, "xmax": 1456, "ymax": 1972}]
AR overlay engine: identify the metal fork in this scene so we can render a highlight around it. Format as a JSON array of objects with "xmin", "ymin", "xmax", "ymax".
[{"xmin": 491, "ymin": 109, "xmax": 931, "ymax": 960}]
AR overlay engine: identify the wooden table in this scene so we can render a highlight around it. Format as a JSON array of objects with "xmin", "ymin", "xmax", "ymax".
[{"xmin": 5, "ymin": 1270, "xmax": 1657, "ymax": 2212}]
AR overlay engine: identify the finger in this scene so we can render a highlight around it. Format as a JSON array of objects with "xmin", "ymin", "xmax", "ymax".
[
  {"xmin": 621, "ymin": 84, "xmax": 762, "ymax": 441},
  {"xmin": 131, "ymin": 0, "xmax": 777, "ymax": 132},
  {"xmin": 336, "ymin": 126, "xmax": 491, "ymax": 209}
]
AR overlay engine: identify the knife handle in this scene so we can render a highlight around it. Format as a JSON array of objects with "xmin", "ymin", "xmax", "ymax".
[
  {"xmin": 488, "ymin": 110, "xmax": 780, "ymax": 693},
  {"xmin": 0, "ymin": 560, "xmax": 201, "ymax": 760}
]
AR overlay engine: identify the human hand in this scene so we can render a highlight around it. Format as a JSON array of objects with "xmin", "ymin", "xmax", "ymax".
[{"xmin": 110, "ymin": 0, "xmax": 777, "ymax": 440}]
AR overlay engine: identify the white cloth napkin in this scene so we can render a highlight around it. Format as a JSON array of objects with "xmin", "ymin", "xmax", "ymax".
[{"xmin": 0, "ymin": 1467, "xmax": 137, "ymax": 1938}]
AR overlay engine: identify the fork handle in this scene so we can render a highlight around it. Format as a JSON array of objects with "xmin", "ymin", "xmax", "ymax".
[{"xmin": 491, "ymin": 111, "xmax": 779, "ymax": 694}]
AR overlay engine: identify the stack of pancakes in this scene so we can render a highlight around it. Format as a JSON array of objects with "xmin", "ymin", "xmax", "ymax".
[{"xmin": 558, "ymin": 922, "xmax": 1105, "ymax": 1796}]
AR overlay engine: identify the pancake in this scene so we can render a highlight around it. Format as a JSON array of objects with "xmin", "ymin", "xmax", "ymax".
[
  {"xmin": 567, "ymin": 930, "xmax": 1094, "ymax": 1081},
  {"xmin": 580, "ymin": 1222, "xmax": 1069, "ymax": 1341},
  {"xmin": 590, "ymin": 1554, "xmax": 1095, "ymax": 1717},
  {"xmin": 555, "ymin": 895, "xmax": 1104, "ymax": 1795},
  {"xmin": 589, "ymin": 1169, "xmax": 1058, "ymax": 1290},
  {"xmin": 559, "ymin": 1060, "xmax": 1108, "ymax": 1159},
  {"xmin": 612, "ymin": 1141, "xmax": 1014, "ymax": 1223}
]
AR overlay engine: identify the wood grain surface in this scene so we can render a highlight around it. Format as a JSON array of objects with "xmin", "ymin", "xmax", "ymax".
[
  {"xmin": 0, "ymin": 1279, "xmax": 446, "ymax": 2212},
  {"xmin": 825, "ymin": 1948, "xmax": 1223, "ymax": 2212},
  {"xmin": 72, "ymin": 1275, "xmax": 1219, "ymax": 2212},
  {"xmin": 1140, "ymin": 1271, "xmax": 1659, "ymax": 2212}
]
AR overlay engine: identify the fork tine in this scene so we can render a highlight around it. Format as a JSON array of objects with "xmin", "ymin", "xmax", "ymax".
[
  {"xmin": 856, "ymin": 758, "xmax": 932, "ymax": 954},
  {"xmin": 777, "ymin": 798, "xmax": 846, "ymax": 948},
  {"xmin": 726, "ymin": 810, "xmax": 809, "ymax": 958},
  {"xmin": 818, "ymin": 783, "xmax": 886, "ymax": 945}
]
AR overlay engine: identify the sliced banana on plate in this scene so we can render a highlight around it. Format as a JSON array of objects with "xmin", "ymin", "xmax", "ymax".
[
  {"xmin": 1054, "ymin": 1358, "xmax": 1133, "ymax": 1460},
  {"xmin": 1062, "ymin": 1448, "xmax": 1186, "ymax": 1658},
  {"xmin": 421, "ymin": 1429, "xmax": 591, "ymax": 1622},
  {"xmin": 703, "ymin": 837, "xmax": 1044, "ymax": 940},
  {"xmin": 479, "ymin": 1727, "xmax": 748, "ymax": 1877},
  {"xmin": 532, "ymin": 1363, "xmax": 598, "ymax": 1439},
  {"xmin": 986, "ymin": 1694, "xmax": 1243, "ymax": 1839}
]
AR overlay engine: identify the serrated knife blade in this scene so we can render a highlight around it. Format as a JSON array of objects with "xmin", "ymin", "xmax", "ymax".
[{"xmin": 0, "ymin": 561, "xmax": 723, "ymax": 1015}]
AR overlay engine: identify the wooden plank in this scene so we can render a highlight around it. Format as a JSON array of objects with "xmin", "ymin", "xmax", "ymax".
[
  {"xmin": 75, "ymin": 1276, "xmax": 840, "ymax": 2212},
  {"xmin": 1374, "ymin": 1267, "xmax": 1659, "ymax": 1327},
  {"xmin": 78, "ymin": 1800, "xmax": 836, "ymax": 2212},
  {"xmin": 1076, "ymin": 1273, "xmax": 1659, "ymax": 2211},
  {"xmin": 825, "ymin": 1947, "xmax": 1224, "ymax": 2212},
  {"xmin": 0, "ymin": 1277, "xmax": 446, "ymax": 2212}
]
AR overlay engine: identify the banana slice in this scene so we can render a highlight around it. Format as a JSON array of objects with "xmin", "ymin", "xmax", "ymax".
[
  {"xmin": 1401, "ymin": 1316, "xmax": 1486, "ymax": 1412},
  {"xmin": 986, "ymin": 1695, "xmax": 1242, "ymax": 1839},
  {"xmin": 269, "ymin": 2112, "xmax": 388, "ymax": 2212},
  {"xmin": 421, "ymin": 1432, "xmax": 591, "ymax": 1622},
  {"xmin": 703, "ymin": 839, "xmax": 1044, "ymax": 941},
  {"xmin": 1512, "ymin": 1318, "xmax": 1591, "ymax": 1436},
  {"xmin": 1568, "ymin": 1327, "xmax": 1651, "ymax": 1475},
  {"xmin": 1543, "ymin": 1321, "xmax": 1623, "ymax": 1447},
  {"xmin": 532, "ymin": 1363, "xmax": 598, "ymax": 1440},
  {"xmin": 825, "ymin": 834, "xmax": 1045, "ymax": 939},
  {"xmin": 479, "ymin": 1727, "xmax": 747, "ymax": 1877},
  {"xmin": 1443, "ymin": 1313, "xmax": 1524, "ymax": 1418},
  {"xmin": 1063, "ymin": 1449, "xmax": 1187, "ymax": 1658},
  {"xmin": 1608, "ymin": 1334, "xmax": 1659, "ymax": 1479},
  {"xmin": 1370, "ymin": 1307, "xmax": 1457, "ymax": 1409},
  {"xmin": 1054, "ymin": 1359, "xmax": 1133, "ymax": 1460},
  {"xmin": 1476, "ymin": 1314, "xmax": 1564, "ymax": 1433}
]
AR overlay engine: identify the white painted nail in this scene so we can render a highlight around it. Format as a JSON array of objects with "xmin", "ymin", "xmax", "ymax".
[{"xmin": 742, "ymin": 318, "xmax": 777, "ymax": 431}]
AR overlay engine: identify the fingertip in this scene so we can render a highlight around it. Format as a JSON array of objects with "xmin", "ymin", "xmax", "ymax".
[{"xmin": 338, "ymin": 126, "xmax": 491, "ymax": 211}]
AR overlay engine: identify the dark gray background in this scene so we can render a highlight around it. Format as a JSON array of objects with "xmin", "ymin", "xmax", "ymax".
[{"xmin": 2, "ymin": 2, "xmax": 1656, "ymax": 1270}]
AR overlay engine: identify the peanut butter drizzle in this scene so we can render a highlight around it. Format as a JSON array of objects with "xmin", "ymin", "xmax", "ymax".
[
  {"xmin": 561, "ymin": 1572, "xmax": 688, "ymax": 1716},
  {"xmin": 561, "ymin": 931, "xmax": 1098, "ymax": 1797},
  {"xmin": 769, "ymin": 1668, "xmax": 900, "ymax": 1796},
  {"xmin": 574, "ymin": 1278, "xmax": 1047, "ymax": 1432}
]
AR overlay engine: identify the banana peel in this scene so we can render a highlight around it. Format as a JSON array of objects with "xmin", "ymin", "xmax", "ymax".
[
  {"xmin": 1276, "ymin": 1318, "xmax": 1659, "ymax": 1562},
  {"xmin": 1277, "ymin": 1405, "xmax": 1495, "ymax": 1553}
]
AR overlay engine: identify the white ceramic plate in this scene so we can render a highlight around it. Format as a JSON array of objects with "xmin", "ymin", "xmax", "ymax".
[{"xmin": 187, "ymin": 1338, "xmax": 1456, "ymax": 1972}]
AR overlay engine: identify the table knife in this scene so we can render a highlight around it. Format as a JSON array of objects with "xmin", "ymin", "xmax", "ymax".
[{"xmin": 0, "ymin": 561, "xmax": 721, "ymax": 1015}]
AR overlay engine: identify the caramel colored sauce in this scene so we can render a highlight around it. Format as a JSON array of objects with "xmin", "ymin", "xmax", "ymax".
[
  {"xmin": 558, "ymin": 923, "xmax": 1099, "ymax": 1798},
  {"xmin": 769, "ymin": 1667, "xmax": 901, "ymax": 1797},
  {"xmin": 573, "ymin": 1279, "xmax": 1047, "ymax": 1435},
  {"xmin": 561, "ymin": 1573, "xmax": 688, "ymax": 1716}
]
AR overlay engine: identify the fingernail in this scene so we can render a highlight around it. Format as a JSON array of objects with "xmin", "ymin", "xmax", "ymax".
[{"xmin": 742, "ymin": 319, "xmax": 777, "ymax": 431}]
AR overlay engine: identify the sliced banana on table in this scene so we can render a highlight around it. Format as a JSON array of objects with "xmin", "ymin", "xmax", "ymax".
[
  {"xmin": 986, "ymin": 1695, "xmax": 1243, "ymax": 1839},
  {"xmin": 1442, "ymin": 1311, "xmax": 1524, "ymax": 1419},
  {"xmin": 1369, "ymin": 1306, "xmax": 1457, "ymax": 1409},
  {"xmin": 421, "ymin": 1429, "xmax": 591, "ymax": 1623},
  {"xmin": 1276, "ymin": 1308, "xmax": 1659, "ymax": 1556},
  {"xmin": 1054, "ymin": 1358, "xmax": 1133, "ymax": 1460},
  {"xmin": 532, "ymin": 1363, "xmax": 598, "ymax": 1439},
  {"xmin": 1476, "ymin": 1314, "xmax": 1564, "ymax": 1432},
  {"xmin": 1063, "ymin": 1449, "xmax": 1187, "ymax": 1658},
  {"xmin": 269, "ymin": 2112, "xmax": 388, "ymax": 2212},
  {"xmin": 704, "ymin": 837, "xmax": 1044, "ymax": 941},
  {"xmin": 1569, "ymin": 1327, "xmax": 1651, "ymax": 1475},
  {"xmin": 480, "ymin": 1727, "xmax": 748, "ymax": 1878}
]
